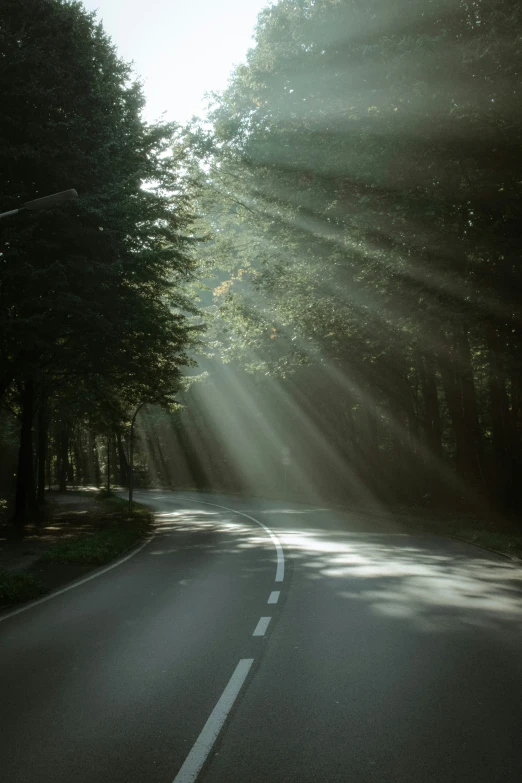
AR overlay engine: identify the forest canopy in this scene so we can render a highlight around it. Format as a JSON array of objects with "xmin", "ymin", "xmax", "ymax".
[{"xmin": 170, "ymin": 0, "xmax": 522, "ymax": 510}]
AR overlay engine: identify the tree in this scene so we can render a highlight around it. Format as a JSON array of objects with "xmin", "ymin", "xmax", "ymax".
[
  {"xmin": 0, "ymin": 0, "xmax": 199, "ymax": 533},
  {"xmin": 182, "ymin": 0, "xmax": 521, "ymax": 509}
]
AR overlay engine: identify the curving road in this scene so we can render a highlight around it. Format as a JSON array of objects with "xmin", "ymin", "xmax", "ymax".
[{"xmin": 1, "ymin": 490, "xmax": 522, "ymax": 782}]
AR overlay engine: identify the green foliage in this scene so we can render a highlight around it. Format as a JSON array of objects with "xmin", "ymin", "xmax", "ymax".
[
  {"xmin": 40, "ymin": 506, "xmax": 151, "ymax": 565},
  {"xmin": 196, "ymin": 0, "xmax": 520, "ymax": 362},
  {"xmin": 0, "ymin": 0, "xmax": 199, "ymax": 409},
  {"xmin": 0, "ymin": 570, "xmax": 43, "ymax": 604},
  {"xmin": 400, "ymin": 511, "xmax": 522, "ymax": 560},
  {"xmin": 0, "ymin": 0, "xmax": 203, "ymax": 525},
  {"xmin": 180, "ymin": 0, "xmax": 522, "ymax": 509}
]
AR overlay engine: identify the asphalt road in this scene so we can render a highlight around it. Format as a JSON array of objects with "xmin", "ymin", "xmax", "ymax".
[{"xmin": 1, "ymin": 490, "xmax": 522, "ymax": 782}]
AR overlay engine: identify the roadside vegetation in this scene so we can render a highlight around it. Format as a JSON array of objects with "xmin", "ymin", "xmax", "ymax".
[
  {"xmin": 0, "ymin": 571, "xmax": 43, "ymax": 605},
  {"xmin": 0, "ymin": 491, "xmax": 153, "ymax": 607},
  {"xmin": 40, "ymin": 496, "xmax": 152, "ymax": 566},
  {"xmin": 396, "ymin": 509, "xmax": 522, "ymax": 561}
]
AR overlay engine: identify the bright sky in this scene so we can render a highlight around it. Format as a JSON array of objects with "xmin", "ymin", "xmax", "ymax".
[{"xmin": 81, "ymin": 0, "xmax": 270, "ymax": 125}]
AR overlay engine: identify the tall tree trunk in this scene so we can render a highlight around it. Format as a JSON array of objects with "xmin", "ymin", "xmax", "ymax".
[
  {"xmin": 37, "ymin": 397, "xmax": 48, "ymax": 509},
  {"xmin": 110, "ymin": 438, "xmax": 119, "ymax": 485},
  {"xmin": 509, "ymin": 353, "xmax": 522, "ymax": 507},
  {"xmin": 106, "ymin": 437, "xmax": 111, "ymax": 494},
  {"xmin": 93, "ymin": 436, "xmax": 101, "ymax": 487},
  {"xmin": 58, "ymin": 422, "xmax": 69, "ymax": 493},
  {"xmin": 511, "ymin": 367, "xmax": 521, "ymax": 434},
  {"xmin": 176, "ymin": 420, "xmax": 206, "ymax": 489},
  {"xmin": 67, "ymin": 444, "xmax": 75, "ymax": 485},
  {"xmin": 13, "ymin": 380, "xmax": 35, "ymax": 537},
  {"xmin": 85, "ymin": 430, "xmax": 95, "ymax": 485},
  {"xmin": 71, "ymin": 434, "xmax": 84, "ymax": 486},
  {"xmin": 437, "ymin": 328, "xmax": 484, "ymax": 498},
  {"xmin": 47, "ymin": 450, "xmax": 52, "ymax": 491},
  {"xmin": 437, "ymin": 348, "xmax": 469, "ymax": 485},
  {"xmin": 485, "ymin": 321, "xmax": 512, "ymax": 505},
  {"xmin": 153, "ymin": 430, "xmax": 169, "ymax": 487},
  {"xmin": 143, "ymin": 432, "xmax": 158, "ymax": 486},
  {"xmin": 456, "ymin": 328, "xmax": 484, "ymax": 484},
  {"xmin": 418, "ymin": 350, "xmax": 442, "ymax": 459},
  {"xmin": 77, "ymin": 429, "xmax": 89, "ymax": 486},
  {"xmin": 117, "ymin": 432, "xmax": 129, "ymax": 486}
]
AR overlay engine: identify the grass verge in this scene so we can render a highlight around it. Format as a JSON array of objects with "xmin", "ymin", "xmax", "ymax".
[
  {"xmin": 394, "ymin": 510, "xmax": 522, "ymax": 560},
  {"xmin": 465, "ymin": 529, "xmax": 522, "ymax": 559},
  {"xmin": 40, "ymin": 495, "xmax": 152, "ymax": 566},
  {"xmin": 0, "ymin": 570, "xmax": 44, "ymax": 604}
]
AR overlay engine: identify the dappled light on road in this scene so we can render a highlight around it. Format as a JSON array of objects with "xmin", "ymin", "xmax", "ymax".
[
  {"xmin": 281, "ymin": 527, "xmax": 522, "ymax": 633},
  {"xmin": 143, "ymin": 500, "xmax": 522, "ymax": 637}
]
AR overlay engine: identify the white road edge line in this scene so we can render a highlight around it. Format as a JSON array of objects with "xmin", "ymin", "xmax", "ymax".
[
  {"xmin": 172, "ymin": 658, "xmax": 254, "ymax": 783},
  {"xmin": 177, "ymin": 497, "xmax": 285, "ymax": 583},
  {"xmin": 0, "ymin": 534, "xmax": 154, "ymax": 623},
  {"xmin": 268, "ymin": 590, "xmax": 280, "ymax": 604},
  {"xmin": 253, "ymin": 616, "xmax": 271, "ymax": 637}
]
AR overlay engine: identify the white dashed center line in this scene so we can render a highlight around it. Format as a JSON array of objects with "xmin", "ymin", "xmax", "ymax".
[
  {"xmin": 253, "ymin": 616, "xmax": 271, "ymax": 636},
  {"xmin": 172, "ymin": 658, "xmax": 254, "ymax": 783},
  {"xmin": 177, "ymin": 497, "xmax": 285, "ymax": 583},
  {"xmin": 168, "ymin": 497, "xmax": 285, "ymax": 781}
]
